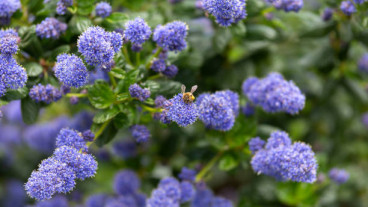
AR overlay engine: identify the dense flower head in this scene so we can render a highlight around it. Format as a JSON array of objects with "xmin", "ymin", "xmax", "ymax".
[
  {"xmin": 158, "ymin": 177, "xmax": 182, "ymax": 203},
  {"xmin": 0, "ymin": 0, "xmax": 21, "ymax": 25},
  {"xmin": 35, "ymin": 18, "xmax": 67, "ymax": 39},
  {"xmin": 251, "ymin": 131, "xmax": 317, "ymax": 183},
  {"xmin": 340, "ymin": 1, "xmax": 356, "ymax": 16},
  {"xmin": 54, "ymin": 54, "xmax": 89, "ymax": 88},
  {"xmin": 358, "ymin": 53, "xmax": 368, "ymax": 73},
  {"xmin": 147, "ymin": 188, "xmax": 178, "ymax": 207},
  {"xmin": 191, "ymin": 187, "xmax": 213, "ymax": 207},
  {"xmin": 55, "ymin": 128, "xmax": 88, "ymax": 152},
  {"xmin": 105, "ymin": 195, "xmax": 137, "ymax": 207},
  {"xmin": 95, "ymin": 2, "xmax": 112, "ymax": 18},
  {"xmin": 130, "ymin": 124, "xmax": 151, "ymax": 143},
  {"xmin": 242, "ymin": 72, "xmax": 305, "ymax": 114},
  {"xmin": 112, "ymin": 140, "xmax": 137, "ymax": 159},
  {"xmin": 266, "ymin": 0, "xmax": 303, "ymax": 12},
  {"xmin": 329, "ymin": 168, "xmax": 349, "ymax": 184},
  {"xmin": 85, "ymin": 193, "xmax": 109, "ymax": 207},
  {"xmin": 0, "ymin": 54, "xmax": 27, "ymax": 96},
  {"xmin": 202, "ymin": 0, "xmax": 247, "ymax": 26},
  {"xmin": 82, "ymin": 129, "xmax": 95, "ymax": 142},
  {"xmin": 155, "ymin": 95, "xmax": 167, "ymax": 108},
  {"xmin": 354, "ymin": 0, "xmax": 367, "ymax": 4},
  {"xmin": 78, "ymin": 26, "xmax": 122, "ymax": 67},
  {"xmin": 151, "ymin": 59, "xmax": 166, "ymax": 72},
  {"xmin": 153, "ymin": 21, "xmax": 189, "ymax": 52},
  {"xmin": 178, "ymin": 167, "xmax": 197, "ymax": 181},
  {"xmin": 0, "ymin": 28, "xmax": 19, "ymax": 54},
  {"xmin": 163, "ymin": 64, "xmax": 178, "ymax": 78},
  {"xmin": 211, "ymin": 197, "xmax": 233, "ymax": 207},
  {"xmin": 29, "ymin": 84, "xmax": 62, "ymax": 104},
  {"xmin": 25, "ymin": 170, "xmax": 59, "ymax": 200},
  {"xmin": 163, "ymin": 93, "xmax": 199, "ymax": 127},
  {"xmin": 248, "ymin": 137, "xmax": 265, "ymax": 154},
  {"xmin": 214, "ymin": 90, "xmax": 239, "ymax": 116},
  {"xmin": 322, "ymin": 8, "xmax": 333, "ymax": 21},
  {"xmin": 180, "ymin": 181, "xmax": 195, "ymax": 203},
  {"xmin": 36, "ymin": 195, "xmax": 69, "ymax": 207},
  {"xmin": 113, "ymin": 170, "xmax": 141, "ymax": 195},
  {"xmin": 56, "ymin": 0, "xmax": 73, "ymax": 15},
  {"xmin": 124, "ymin": 17, "xmax": 152, "ymax": 45},
  {"xmin": 129, "ymin": 83, "xmax": 151, "ymax": 101}
]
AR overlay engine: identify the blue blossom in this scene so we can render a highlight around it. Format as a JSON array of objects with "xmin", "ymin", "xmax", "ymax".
[
  {"xmin": 124, "ymin": 17, "xmax": 152, "ymax": 46},
  {"xmin": 129, "ymin": 83, "xmax": 151, "ymax": 101},
  {"xmin": 242, "ymin": 72, "xmax": 305, "ymax": 114},
  {"xmin": 147, "ymin": 188, "xmax": 178, "ymax": 207},
  {"xmin": 248, "ymin": 137, "xmax": 265, "ymax": 154},
  {"xmin": 158, "ymin": 177, "xmax": 181, "ymax": 203},
  {"xmin": 105, "ymin": 195, "xmax": 137, "ymax": 207},
  {"xmin": 358, "ymin": 53, "xmax": 368, "ymax": 73},
  {"xmin": 211, "ymin": 197, "xmax": 233, "ymax": 207},
  {"xmin": 214, "ymin": 90, "xmax": 239, "ymax": 116},
  {"xmin": 340, "ymin": 1, "xmax": 356, "ymax": 16},
  {"xmin": 322, "ymin": 8, "xmax": 333, "ymax": 21},
  {"xmin": 180, "ymin": 181, "xmax": 195, "ymax": 203},
  {"xmin": 25, "ymin": 170, "xmax": 58, "ymax": 200},
  {"xmin": 78, "ymin": 26, "xmax": 122, "ymax": 67},
  {"xmin": 55, "ymin": 128, "xmax": 88, "ymax": 152},
  {"xmin": 202, "ymin": 0, "xmax": 247, "ymax": 26},
  {"xmin": 0, "ymin": 0, "xmax": 21, "ymax": 25},
  {"xmin": 153, "ymin": 21, "xmax": 189, "ymax": 52},
  {"xmin": 0, "ymin": 125, "xmax": 22, "ymax": 146},
  {"xmin": 112, "ymin": 140, "xmax": 137, "ymax": 159},
  {"xmin": 178, "ymin": 167, "xmax": 197, "ymax": 182},
  {"xmin": 151, "ymin": 59, "xmax": 166, "ymax": 72},
  {"xmin": 85, "ymin": 193, "xmax": 109, "ymax": 207},
  {"xmin": 113, "ymin": 170, "xmax": 141, "ymax": 195},
  {"xmin": 163, "ymin": 93, "xmax": 199, "ymax": 127},
  {"xmin": 54, "ymin": 54, "xmax": 89, "ymax": 88},
  {"xmin": 329, "ymin": 168, "xmax": 349, "ymax": 184},
  {"xmin": 36, "ymin": 18, "xmax": 67, "ymax": 39},
  {"xmin": 0, "ymin": 28, "xmax": 19, "ymax": 54},
  {"xmin": 82, "ymin": 129, "xmax": 95, "ymax": 142},
  {"xmin": 3, "ymin": 180, "xmax": 26, "ymax": 207},
  {"xmin": 0, "ymin": 54, "xmax": 27, "ymax": 96},
  {"xmin": 163, "ymin": 64, "xmax": 178, "ymax": 78},
  {"xmin": 36, "ymin": 195, "xmax": 69, "ymax": 207},
  {"xmin": 191, "ymin": 187, "xmax": 213, "ymax": 207},
  {"xmin": 155, "ymin": 95, "xmax": 167, "ymax": 108},
  {"xmin": 56, "ymin": 0, "xmax": 73, "ymax": 15},
  {"xmin": 130, "ymin": 124, "xmax": 151, "ymax": 143},
  {"xmin": 265, "ymin": 131, "xmax": 291, "ymax": 150},
  {"xmin": 266, "ymin": 0, "xmax": 303, "ymax": 12},
  {"xmin": 134, "ymin": 193, "xmax": 147, "ymax": 207},
  {"xmin": 353, "ymin": 0, "xmax": 366, "ymax": 4},
  {"xmin": 95, "ymin": 2, "xmax": 112, "ymax": 18},
  {"xmin": 29, "ymin": 84, "xmax": 62, "ymax": 104}
]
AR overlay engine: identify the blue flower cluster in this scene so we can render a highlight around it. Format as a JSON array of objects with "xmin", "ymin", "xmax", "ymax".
[
  {"xmin": 130, "ymin": 124, "xmax": 151, "ymax": 143},
  {"xmin": 358, "ymin": 53, "xmax": 368, "ymax": 73},
  {"xmin": 153, "ymin": 21, "xmax": 188, "ymax": 52},
  {"xmin": 242, "ymin": 72, "xmax": 305, "ymax": 114},
  {"xmin": 151, "ymin": 59, "xmax": 166, "ymax": 73},
  {"xmin": 54, "ymin": 54, "xmax": 88, "ymax": 88},
  {"xmin": 322, "ymin": 8, "xmax": 334, "ymax": 21},
  {"xmin": 162, "ymin": 93, "xmax": 199, "ymax": 127},
  {"xmin": 354, "ymin": 0, "xmax": 368, "ymax": 4},
  {"xmin": 56, "ymin": 0, "xmax": 73, "ymax": 15},
  {"xmin": 25, "ymin": 128, "xmax": 97, "ymax": 200},
  {"xmin": 191, "ymin": 184, "xmax": 233, "ymax": 207},
  {"xmin": 328, "ymin": 168, "xmax": 349, "ymax": 184},
  {"xmin": 150, "ymin": 51, "xmax": 179, "ymax": 78},
  {"xmin": 95, "ymin": 2, "xmax": 112, "ymax": 18},
  {"xmin": 0, "ymin": 54, "xmax": 27, "ymax": 97},
  {"xmin": 124, "ymin": 17, "xmax": 152, "ymax": 51},
  {"xmin": 250, "ymin": 131, "xmax": 318, "ymax": 183},
  {"xmin": 112, "ymin": 140, "xmax": 137, "ymax": 159},
  {"xmin": 196, "ymin": 90, "xmax": 239, "ymax": 131},
  {"xmin": 0, "ymin": 0, "xmax": 21, "ymax": 25},
  {"xmin": 178, "ymin": 167, "xmax": 197, "ymax": 182},
  {"xmin": 147, "ymin": 177, "xmax": 195, "ymax": 207},
  {"xmin": 265, "ymin": 0, "xmax": 303, "ymax": 12},
  {"xmin": 78, "ymin": 26, "xmax": 122, "ymax": 69},
  {"xmin": 129, "ymin": 83, "xmax": 151, "ymax": 101},
  {"xmin": 35, "ymin": 18, "xmax": 67, "ymax": 39},
  {"xmin": 0, "ymin": 28, "xmax": 19, "ymax": 55},
  {"xmin": 29, "ymin": 84, "xmax": 62, "ymax": 104},
  {"xmin": 340, "ymin": 1, "xmax": 356, "ymax": 16},
  {"xmin": 202, "ymin": 0, "xmax": 247, "ymax": 27}
]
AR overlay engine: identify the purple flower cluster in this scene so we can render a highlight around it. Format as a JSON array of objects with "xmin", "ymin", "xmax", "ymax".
[
  {"xmin": 0, "ymin": 28, "xmax": 19, "ymax": 55},
  {"xmin": 35, "ymin": 18, "xmax": 67, "ymax": 39},
  {"xmin": 358, "ymin": 53, "xmax": 368, "ymax": 73},
  {"xmin": 162, "ymin": 93, "xmax": 199, "ymax": 127},
  {"xmin": 242, "ymin": 72, "xmax": 305, "ymax": 114},
  {"xmin": 196, "ymin": 90, "xmax": 239, "ymax": 131},
  {"xmin": 130, "ymin": 124, "xmax": 151, "ymax": 143},
  {"xmin": 202, "ymin": 0, "xmax": 246, "ymax": 27},
  {"xmin": 54, "ymin": 54, "xmax": 88, "ymax": 88},
  {"xmin": 178, "ymin": 167, "xmax": 197, "ymax": 182},
  {"xmin": 129, "ymin": 83, "xmax": 151, "ymax": 101},
  {"xmin": 124, "ymin": 17, "xmax": 152, "ymax": 51},
  {"xmin": 56, "ymin": 0, "xmax": 73, "ymax": 15},
  {"xmin": 153, "ymin": 21, "xmax": 188, "ymax": 52},
  {"xmin": 0, "ymin": 54, "xmax": 27, "ymax": 97},
  {"xmin": 29, "ymin": 84, "xmax": 62, "ymax": 104},
  {"xmin": 150, "ymin": 54, "xmax": 179, "ymax": 78},
  {"xmin": 328, "ymin": 168, "xmax": 349, "ymax": 184},
  {"xmin": 340, "ymin": 1, "xmax": 356, "ymax": 16},
  {"xmin": 322, "ymin": 8, "xmax": 334, "ymax": 21},
  {"xmin": 95, "ymin": 2, "xmax": 112, "ymax": 18},
  {"xmin": 0, "ymin": 0, "xmax": 21, "ymax": 25},
  {"xmin": 147, "ymin": 177, "xmax": 195, "ymax": 206},
  {"xmin": 25, "ymin": 128, "xmax": 97, "ymax": 200},
  {"xmin": 78, "ymin": 26, "xmax": 123, "ymax": 68},
  {"xmin": 265, "ymin": 0, "xmax": 303, "ymax": 12},
  {"xmin": 191, "ymin": 184, "xmax": 233, "ymax": 207},
  {"xmin": 250, "ymin": 131, "xmax": 318, "ymax": 183}
]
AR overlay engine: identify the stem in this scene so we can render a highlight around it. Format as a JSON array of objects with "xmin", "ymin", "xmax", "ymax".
[
  {"xmin": 145, "ymin": 47, "xmax": 162, "ymax": 70},
  {"xmin": 123, "ymin": 47, "xmax": 133, "ymax": 66},
  {"xmin": 147, "ymin": 74, "xmax": 162, "ymax": 80},
  {"xmin": 142, "ymin": 105, "xmax": 162, "ymax": 113},
  {"xmin": 136, "ymin": 52, "xmax": 141, "ymax": 68},
  {"xmin": 195, "ymin": 151, "xmax": 223, "ymax": 182},
  {"xmin": 66, "ymin": 93, "xmax": 88, "ymax": 98},
  {"xmin": 87, "ymin": 120, "xmax": 111, "ymax": 146},
  {"xmin": 108, "ymin": 72, "xmax": 117, "ymax": 88}
]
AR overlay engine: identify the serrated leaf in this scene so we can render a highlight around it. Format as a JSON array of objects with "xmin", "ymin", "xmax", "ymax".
[
  {"xmin": 88, "ymin": 82, "xmax": 115, "ymax": 109},
  {"xmin": 25, "ymin": 62, "xmax": 43, "ymax": 77},
  {"xmin": 21, "ymin": 97, "xmax": 40, "ymax": 124},
  {"xmin": 93, "ymin": 107, "xmax": 120, "ymax": 124}
]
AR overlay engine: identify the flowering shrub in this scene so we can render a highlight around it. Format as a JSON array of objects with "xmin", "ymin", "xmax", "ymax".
[{"xmin": 1, "ymin": 0, "xmax": 367, "ymax": 206}]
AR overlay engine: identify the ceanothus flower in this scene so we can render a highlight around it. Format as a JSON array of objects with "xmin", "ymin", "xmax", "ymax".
[
  {"xmin": 36, "ymin": 195, "xmax": 69, "ymax": 207},
  {"xmin": 0, "ymin": 54, "xmax": 27, "ymax": 96},
  {"xmin": 322, "ymin": 8, "xmax": 333, "ymax": 21},
  {"xmin": 147, "ymin": 188, "xmax": 178, "ymax": 207},
  {"xmin": 55, "ymin": 128, "xmax": 87, "ymax": 152},
  {"xmin": 266, "ymin": 0, "xmax": 303, "ymax": 12},
  {"xmin": 180, "ymin": 181, "xmax": 195, "ymax": 203},
  {"xmin": 155, "ymin": 95, "xmax": 167, "ymax": 108},
  {"xmin": 158, "ymin": 177, "xmax": 182, "ymax": 203},
  {"xmin": 211, "ymin": 197, "xmax": 233, "ymax": 207},
  {"xmin": 54, "ymin": 54, "xmax": 88, "ymax": 88},
  {"xmin": 113, "ymin": 170, "xmax": 141, "ymax": 195},
  {"xmin": 151, "ymin": 59, "xmax": 166, "ymax": 72},
  {"xmin": 248, "ymin": 137, "xmax": 265, "ymax": 154},
  {"xmin": 105, "ymin": 195, "xmax": 137, "ymax": 207},
  {"xmin": 153, "ymin": 21, "xmax": 189, "ymax": 52},
  {"xmin": 129, "ymin": 83, "xmax": 151, "ymax": 101},
  {"xmin": 85, "ymin": 193, "xmax": 109, "ymax": 207},
  {"xmin": 0, "ymin": 0, "xmax": 21, "ymax": 25},
  {"xmin": 250, "ymin": 130, "xmax": 317, "ymax": 183},
  {"xmin": 242, "ymin": 72, "xmax": 305, "ymax": 114},
  {"xmin": 0, "ymin": 28, "xmax": 19, "ymax": 54},
  {"xmin": 124, "ymin": 17, "xmax": 152, "ymax": 47},
  {"xmin": 36, "ymin": 18, "xmax": 67, "ymax": 39},
  {"xmin": 29, "ymin": 84, "xmax": 62, "ymax": 104},
  {"xmin": 214, "ymin": 90, "xmax": 239, "ymax": 116},
  {"xmin": 25, "ymin": 170, "xmax": 59, "ymax": 200},
  {"xmin": 130, "ymin": 124, "xmax": 151, "ymax": 143},
  {"xmin": 358, "ymin": 53, "xmax": 368, "ymax": 73},
  {"xmin": 353, "ymin": 0, "xmax": 367, "ymax": 4},
  {"xmin": 95, "ymin": 2, "xmax": 112, "ymax": 18},
  {"xmin": 112, "ymin": 140, "xmax": 137, "ymax": 159},
  {"xmin": 163, "ymin": 64, "xmax": 178, "ymax": 78},
  {"xmin": 82, "ymin": 129, "xmax": 95, "ymax": 142},
  {"xmin": 328, "ymin": 168, "xmax": 349, "ymax": 184},
  {"xmin": 56, "ymin": 0, "xmax": 73, "ymax": 15},
  {"xmin": 340, "ymin": 1, "xmax": 356, "ymax": 16},
  {"xmin": 178, "ymin": 167, "xmax": 197, "ymax": 182},
  {"xmin": 202, "ymin": 0, "xmax": 247, "ymax": 26},
  {"xmin": 191, "ymin": 187, "xmax": 213, "ymax": 207},
  {"xmin": 163, "ymin": 93, "xmax": 199, "ymax": 127},
  {"xmin": 78, "ymin": 26, "xmax": 122, "ymax": 67}
]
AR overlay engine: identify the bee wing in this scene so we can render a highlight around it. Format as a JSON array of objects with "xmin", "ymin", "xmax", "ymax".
[
  {"xmin": 181, "ymin": 85, "xmax": 186, "ymax": 94},
  {"xmin": 190, "ymin": 85, "xmax": 198, "ymax": 93}
]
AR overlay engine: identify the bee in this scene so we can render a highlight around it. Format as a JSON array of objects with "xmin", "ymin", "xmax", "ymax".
[{"xmin": 181, "ymin": 85, "xmax": 198, "ymax": 104}]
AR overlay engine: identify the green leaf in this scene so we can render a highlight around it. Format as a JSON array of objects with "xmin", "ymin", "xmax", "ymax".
[
  {"xmin": 110, "ymin": 68, "xmax": 126, "ymax": 79},
  {"xmin": 95, "ymin": 122, "xmax": 118, "ymax": 147},
  {"xmin": 77, "ymin": 0, "xmax": 96, "ymax": 16},
  {"xmin": 116, "ymin": 93, "xmax": 129, "ymax": 102},
  {"xmin": 102, "ymin": 12, "xmax": 129, "ymax": 30},
  {"xmin": 2, "ymin": 87, "xmax": 29, "ymax": 101},
  {"xmin": 246, "ymin": 25, "xmax": 277, "ymax": 40},
  {"xmin": 24, "ymin": 62, "xmax": 43, "ymax": 77},
  {"xmin": 93, "ymin": 107, "xmax": 120, "ymax": 124},
  {"xmin": 113, "ymin": 113, "xmax": 129, "ymax": 129},
  {"xmin": 342, "ymin": 78, "xmax": 368, "ymax": 104},
  {"xmin": 88, "ymin": 82, "xmax": 115, "ymax": 109},
  {"xmin": 0, "ymin": 100, "xmax": 9, "ymax": 107},
  {"xmin": 154, "ymin": 80, "xmax": 182, "ymax": 96},
  {"xmin": 50, "ymin": 45, "xmax": 71, "ymax": 60},
  {"xmin": 21, "ymin": 97, "xmax": 40, "ymax": 124},
  {"xmin": 218, "ymin": 153, "xmax": 238, "ymax": 171},
  {"xmin": 69, "ymin": 16, "xmax": 93, "ymax": 35},
  {"xmin": 18, "ymin": 26, "xmax": 43, "ymax": 58}
]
